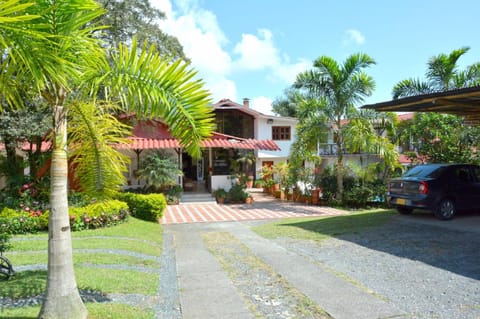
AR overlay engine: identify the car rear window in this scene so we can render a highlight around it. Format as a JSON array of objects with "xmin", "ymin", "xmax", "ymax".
[{"xmin": 403, "ymin": 165, "xmax": 446, "ymax": 178}]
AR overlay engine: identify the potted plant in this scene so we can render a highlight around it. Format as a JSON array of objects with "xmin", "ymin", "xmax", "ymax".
[
  {"xmin": 214, "ymin": 188, "xmax": 228, "ymax": 204},
  {"xmin": 253, "ymin": 179, "xmax": 265, "ymax": 189},
  {"xmin": 245, "ymin": 194, "xmax": 253, "ymax": 204}
]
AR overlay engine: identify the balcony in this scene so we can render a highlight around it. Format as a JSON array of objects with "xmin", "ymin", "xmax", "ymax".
[
  {"xmin": 317, "ymin": 143, "xmax": 371, "ymax": 156},
  {"xmin": 317, "ymin": 143, "xmax": 344, "ymax": 156}
]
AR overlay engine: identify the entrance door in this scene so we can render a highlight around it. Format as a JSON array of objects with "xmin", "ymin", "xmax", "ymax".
[{"xmin": 197, "ymin": 157, "xmax": 204, "ymax": 181}]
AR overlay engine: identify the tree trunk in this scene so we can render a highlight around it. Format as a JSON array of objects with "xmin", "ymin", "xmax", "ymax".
[{"xmin": 38, "ymin": 106, "xmax": 87, "ymax": 319}]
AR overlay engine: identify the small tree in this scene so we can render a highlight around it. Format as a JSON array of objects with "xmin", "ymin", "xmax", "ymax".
[{"xmin": 136, "ymin": 151, "xmax": 183, "ymax": 191}]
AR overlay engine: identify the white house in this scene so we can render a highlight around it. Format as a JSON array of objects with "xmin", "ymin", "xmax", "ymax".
[{"xmin": 212, "ymin": 98, "xmax": 298, "ymax": 179}]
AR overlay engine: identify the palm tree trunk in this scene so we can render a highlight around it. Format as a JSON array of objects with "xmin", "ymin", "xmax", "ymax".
[{"xmin": 38, "ymin": 105, "xmax": 87, "ymax": 319}]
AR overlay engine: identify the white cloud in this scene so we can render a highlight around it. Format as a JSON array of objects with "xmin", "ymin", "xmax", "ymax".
[
  {"xmin": 149, "ymin": 0, "xmax": 309, "ymax": 105},
  {"xmin": 343, "ymin": 29, "xmax": 366, "ymax": 46},
  {"xmin": 251, "ymin": 96, "xmax": 274, "ymax": 115},
  {"xmin": 234, "ymin": 29, "xmax": 279, "ymax": 70}
]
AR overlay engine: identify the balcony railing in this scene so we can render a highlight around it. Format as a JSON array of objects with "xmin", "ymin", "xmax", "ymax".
[
  {"xmin": 318, "ymin": 143, "xmax": 344, "ymax": 156},
  {"xmin": 317, "ymin": 143, "xmax": 371, "ymax": 156}
]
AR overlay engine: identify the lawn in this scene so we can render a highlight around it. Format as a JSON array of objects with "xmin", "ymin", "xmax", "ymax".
[
  {"xmin": 253, "ymin": 209, "xmax": 396, "ymax": 244},
  {"xmin": 0, "ymin": 217, "xmax": 162, "ymax": 319}
]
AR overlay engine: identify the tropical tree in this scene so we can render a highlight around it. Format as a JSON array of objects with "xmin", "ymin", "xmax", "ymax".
[
  {"xmin": 397, "ymin": 113, "xmax": 480, "ymax": 164},
  {"xmin": 392, "ymin": 47, "xmax": 480, "ymax": 99},
  {"xmin": 294, "ymin": 53, "xmax": 376, "ymax": 201},
  {"xmin": 272, "ymin": 87, "xmax": 302, "ymax": 117},
  {"xmin": 136, "ymin": 151, "xmax": 183, "ymax": 191},
  {"xmin": 343, "ymin": 110, "xmax": 400, "ymax": 178},
  {"xmin": 0, "ymin": 1, "xmax": 214, "ymax": 319},
  {"xmin": 96, "ymin": 0, "xmax": 186, "ymax": 61}
]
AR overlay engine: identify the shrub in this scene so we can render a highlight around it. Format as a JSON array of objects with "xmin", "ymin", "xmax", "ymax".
[
  {"xmin": 0, "ymin": 224, "xmax": 12, "ymax": 253},
  {"xmin": 343, "ymin": 185, "xmax": 374, "ymax": 208},
  {"xmin": 0, "ymin": 200, "xmax": 128, "ymax": 233},
  {"xmin": 163, "ymin": 185, "xmax": 183, "ymax": 205},
  {"xmin": 0, "ymin": 207, "xmax": 46, "ymax": 234},
  {"xmin": 116, "ymin": 192, "xmax": 166, "ymax": 222},
  {"xmin": 69, "ymin": 200, "xmax": 129, "ymax": 231},
  {"xmin": 228, "ymin": 184, "xmax": 249, "ymax": 203}
]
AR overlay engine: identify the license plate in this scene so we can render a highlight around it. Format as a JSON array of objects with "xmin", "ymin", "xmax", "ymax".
[{"xmin": 396, "ymin": 198, "xmax": 406, "ymax": 205}]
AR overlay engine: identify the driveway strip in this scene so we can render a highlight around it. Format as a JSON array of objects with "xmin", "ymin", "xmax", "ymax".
[{"xmin": 226, "ymin": 222, "xmax": 406, "ymax": 319}]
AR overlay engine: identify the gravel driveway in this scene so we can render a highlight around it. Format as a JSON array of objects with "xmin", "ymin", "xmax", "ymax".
[{"xmin": 272, "ymin": 213, "xmax": 480, "ymax": 319}]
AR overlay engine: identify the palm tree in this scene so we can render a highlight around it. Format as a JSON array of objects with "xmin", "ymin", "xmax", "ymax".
[
  {"xmin": 294, "ymin": 53, "xmax": 376, "ymax": 201},
  {"xmin": 392, "ymin": 47, "xmax": 480, "ymax": 99},
  {"xmin": 0, "ymin": 1, "xmax": 214, "ymax": 318}
]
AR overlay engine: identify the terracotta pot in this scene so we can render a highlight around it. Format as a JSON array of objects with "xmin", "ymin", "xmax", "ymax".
[{"xmin": 311, "ymin": 189, "xmax": 320, "ymax": 205}]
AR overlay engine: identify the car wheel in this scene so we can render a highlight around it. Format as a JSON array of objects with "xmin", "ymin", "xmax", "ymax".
[
  {"xmin": 397, "ymin": 207, "xmax": 413, "ymax": 215},
  {"xmin": 435, "ymin": 198, "xmax": 456, "ymax": 220}
]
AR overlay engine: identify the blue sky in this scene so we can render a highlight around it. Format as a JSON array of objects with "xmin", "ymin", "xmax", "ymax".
[{"xmin": 152, "ymin": 0, "xmax": 480, "ymax": 114}]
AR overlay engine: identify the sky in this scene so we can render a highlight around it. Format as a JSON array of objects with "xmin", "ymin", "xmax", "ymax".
[{"xmin": 150, "ymin": 0, "xmax": 480, "ymax": 115}]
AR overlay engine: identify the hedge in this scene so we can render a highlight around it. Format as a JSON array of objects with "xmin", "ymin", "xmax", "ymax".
[
  {"xmin": 115, "ymin": 192, "xmax": 166, "ymax": 222},
  {"xmin": 0, "ymin": 199, "xmax": 129, "ymax": 234}
]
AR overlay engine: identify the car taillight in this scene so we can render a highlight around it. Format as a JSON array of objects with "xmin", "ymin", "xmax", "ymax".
[{"xmin": 418, "ymin": 181, "xmax": 428, "ymax": 194}]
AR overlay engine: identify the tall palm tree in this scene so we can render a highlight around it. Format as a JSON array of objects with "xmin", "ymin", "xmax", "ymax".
[
  {"xmin": 392, "ymin": 47, "xmax": 480, "ymax": 99},
  {"xmin": 294, "ymin": 53, "xmax": 376, "ymax": 201},
  {"xmin": 0, "ymin": 1, "xmax": 214, "ymax": 318}
]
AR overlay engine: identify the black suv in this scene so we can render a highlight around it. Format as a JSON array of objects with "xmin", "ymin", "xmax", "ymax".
[{"xmin": 388, "ymin": 164, "xmax": 480, "ymax": 220}]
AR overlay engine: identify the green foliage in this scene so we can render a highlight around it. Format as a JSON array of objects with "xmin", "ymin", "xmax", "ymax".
[
  {"xmin": 392, "ymin": 47, "xmax": 480, "ymax": 99},
  {"xmin": 0, "ymin": 199, "xmax": 129, "ymax": 233},
  {"xmin": 318, "ymin": 164, "xmax": 387, "ymax": 208},
  {"xmin": 0, "ymin": 224, "xmax": 12, "ymax": 253},
  {"xmin": 0, "ymin": 208, "xmax": 44, "ymax": 234},
  {"xmin": 163, "ymin": 185, "xmax": 183, "ymax": 204},
  {"xmin": 293, "ymin": 53, "xmax": 376, "ymax": 201},
  {"xmin": 271, "ymin": 87, "xmax": 302, "ymax": 117},
  {"xmin": 227, "ymin": 183, "xmax": 249, "ymax": 203},
  {"xmin": 400, "ymin": 113, "xmax": 479, "ymax": 164},
  {"xmin": 68, "ymin": 200, "xmax": 129, "ymax": 231},
  {"xmin": 97, "ymin": 0, "xmax": 186, "ymax": 61},
  {"xmin": 136, "ymin": 151, "xmax": 183, "ymax": 191},
  {"xmin": 68, "ymin": 101, "xmax": 131, "ymax": 198},
  {"xmin": 213, "ymin": 188, "xmax": 228, "ymax": 199},
  {"xmin": 116, "ymin": 192, "xmax": 166, "ymax": 222}
]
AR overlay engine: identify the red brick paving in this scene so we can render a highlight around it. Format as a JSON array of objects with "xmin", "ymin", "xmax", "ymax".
[{"xmin": 161, "ymin": 198, "xmax": 348, "ymax": 225}]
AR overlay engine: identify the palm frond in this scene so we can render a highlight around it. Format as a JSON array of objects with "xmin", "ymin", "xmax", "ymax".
[
  {"xmin": 392, "ymin": 79, "xmax": 433, "ymax": 99},
  {"xmin": 102, "ymin": 39, "xmax": 215, "ymax": 158},
  {"xmin": 426, "ymin": 47, "xmax": 469, "ymax": 90},
  {"xmin": 68, "ymin": 101, "xmax": 131, "ymax": 198}
]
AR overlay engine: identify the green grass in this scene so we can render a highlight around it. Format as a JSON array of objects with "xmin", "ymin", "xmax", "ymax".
[
  {"xmin": 9, "ymin": 252, "xmax": 159, "ymax": 268},
  {"xmin": 77, "ymin": 268, "xmax": 158, "ymax": 294},
  {"xmin": 10, "ymin": 238, "xmax": 160, "ymax": 256},
  {"xmin": 253, "ymin": 209, "xmax": 395, "ymax": 244},
  {"xmin": 1, "ymin": 217, "xmax": 162, "ymax": 317},
  {"xmin": 0, "ymin": 303, "xmax": 155, "ymax": 319}
]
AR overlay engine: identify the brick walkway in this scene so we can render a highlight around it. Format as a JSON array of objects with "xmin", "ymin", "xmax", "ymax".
[{"xmin": 161, "ymin": 195, "xmax": 348, "ymax": 224}]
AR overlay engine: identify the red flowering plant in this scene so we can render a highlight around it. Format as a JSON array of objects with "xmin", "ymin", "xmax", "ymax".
[{"xmin": 17, "ymin": 182, "xmax": 47, "ymax": 219}]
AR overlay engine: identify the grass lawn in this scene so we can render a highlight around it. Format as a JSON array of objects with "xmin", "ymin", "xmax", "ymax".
[
  {"xmin": 253, "ymin": 209, "xmax": 396, "ymax": 244},
  {"xmin": 0, "ymin": 217, "xmax": 162, "ymax": 318}
]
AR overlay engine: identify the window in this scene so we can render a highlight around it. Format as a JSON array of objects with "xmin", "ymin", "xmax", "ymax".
[{"xmin": 272, "ymin": 126, "xmax": 290, "ymax": 140}]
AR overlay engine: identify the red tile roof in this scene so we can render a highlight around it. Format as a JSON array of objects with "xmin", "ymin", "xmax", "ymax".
[{"xmin": 117, "ymin": 121, "xmax": 280, "ymax": 151}]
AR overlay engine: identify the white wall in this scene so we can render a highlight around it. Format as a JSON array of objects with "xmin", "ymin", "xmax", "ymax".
[{"xmin": 256, "ymin": 116, "xmax": 297, "ymax": 159}]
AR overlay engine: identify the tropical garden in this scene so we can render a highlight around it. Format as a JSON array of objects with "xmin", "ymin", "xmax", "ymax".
[
  {"xmin": 0, "ymin": 0, "xmax": 480, "ymax": 318},
  {"xmin": 0, "ymin": 0, "xmax": 214, "ymax": 318},
  {"xmin": 271, "ymin": 46, "xmax": 480, "ymax": 208}
]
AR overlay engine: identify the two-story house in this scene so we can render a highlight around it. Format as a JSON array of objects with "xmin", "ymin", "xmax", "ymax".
[
  {"xmin": 117, "ymin": 98, "xmax": 297, "ymax": 192},
  {"xmin": 213, "ymin": 98, "xmax": 297, "ymax": 178}
]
